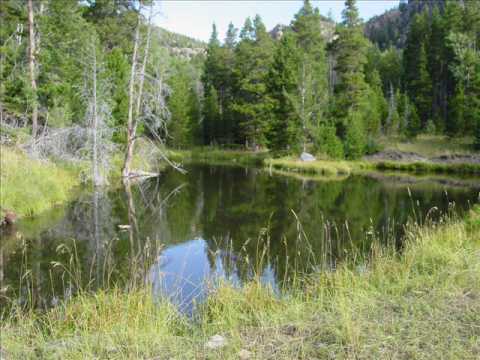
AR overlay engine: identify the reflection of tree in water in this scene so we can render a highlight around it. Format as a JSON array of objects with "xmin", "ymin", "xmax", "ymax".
[
  {"xmin": 3, "ymin": 164, "xmax": 478, "ymax": 310},
  {"xmin": 156, "ymin": 165, "xmax": 478, "ymax": 287}
]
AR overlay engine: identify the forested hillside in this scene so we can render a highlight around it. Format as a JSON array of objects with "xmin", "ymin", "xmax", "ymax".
[
  {"xmin": 198, "ymin": 0, "xmax": 480, "ymax": 157},
  {"xmin": 0, "ymin": 0, "xmax": 204, "ymax": 149},
  {"xmin": 1, "ymin": 0, "xmax": 479, "ymax": 161}
]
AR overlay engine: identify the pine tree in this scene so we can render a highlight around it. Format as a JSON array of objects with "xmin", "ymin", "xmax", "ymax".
[
  {"xmin": 443, "ymin": 0, "xmax": 466, "ymax": 135},
  {"xmin": 413, "ymin": 43, "xmax": 433, "ymax": 127},
  {"xmin": 231, "ymin": 15, "xmax": 274, "ymax": 149},
  {"xmin": 266, "ymin": 32, "xmax": 300, "ymax": 151},
  {"xmin": 291, "ymin": 0, "xmax": 328, "ymax": 150},
  {"xmin": 333, "ymin": 0, "xmax": 370, "ymax": 156},
  {"xmin": 344, "ymin": 111, "xmax": 366, "ymax": 159},
  {"xmin": 428, "ymin": 6, "xmax": 447, "ymax": 130},
  {"xmin": 203, "ymin": 85, "xmax": 220, "ymax": 145},
  {"xmin": 403, "ymin": 12, "xmax": 432, "ymax": 128},
  {"xmin": 365, "ymin": 69, "xmax": 387, "ymax": 135},
  {"xmin": 38, "ymin": 0, "xmax": 95, "ymax": 127},
  {"xmin": 168, "ymin": 65, "xmax": 193, "ymax": 148},
  {"xmin": 105, "ymin": 48, "xmax": 129, "ymax": 143},
  {"xmin": 201, "ymin": 24, "xmax": 223, "ymax": 144},
  {"xmin": 334, "ymin": 0, "xmax": 369, "ymax": 117},
  {"xmin": 447, "ymin": 32, "xmax": 480, "ymax": 136}
]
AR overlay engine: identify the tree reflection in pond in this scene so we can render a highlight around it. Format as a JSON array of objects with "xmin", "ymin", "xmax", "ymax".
[{"xmin": 2, "ymin": 164, "xmax": 479, "ymax": 311}]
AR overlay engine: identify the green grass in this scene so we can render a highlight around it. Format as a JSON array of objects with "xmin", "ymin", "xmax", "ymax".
[
  {"xmin": 168, "ymin": 143, "xmax": 480, "ymax": 177},
  {"xmin": 380, "ymin": 134, "xmax": 474, "ymax": 157},
  {"xmin": 0, "ymin": 146, "xmax": 80, "ymax": 218},
  {"xmin": 167, "ymin": 148, "xmax": 268, "ymax": 167},
  {"xmin": 265, "ymin": 157, "xmax": 371, "ymax": 177},
  {"xmin": 2, "ymin": 207, "xmax": 479, "ymax": 359}
]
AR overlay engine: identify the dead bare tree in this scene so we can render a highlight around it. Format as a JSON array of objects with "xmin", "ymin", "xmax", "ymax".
[
  {"xmin": 123, "ymin": 11, "xmax": 142, "ymax": 179},
  {"xmin": 122, "ymin": 3, "xmax": 184, "ymax": 179},
  {"xmin": 27, "ymin": 0, "xmax": 38, "ymax": 138}
]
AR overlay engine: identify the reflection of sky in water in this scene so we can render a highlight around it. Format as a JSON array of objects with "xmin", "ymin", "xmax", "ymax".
[{"xmin": 149, "ymin": 237, "xmax": 277, "ymax": 313}]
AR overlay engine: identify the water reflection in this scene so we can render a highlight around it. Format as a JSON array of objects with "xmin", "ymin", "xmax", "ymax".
[{"xmin": 1, "ymin": 164, "xmax": 479, "ymax": 311}]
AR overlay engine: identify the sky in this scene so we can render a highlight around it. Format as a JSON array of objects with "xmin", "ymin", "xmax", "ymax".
[{"xmin": 153, "ymin": 1, "xmax": 400, "ymax": 42}]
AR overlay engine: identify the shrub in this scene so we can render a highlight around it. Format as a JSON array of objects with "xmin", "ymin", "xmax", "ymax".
[
  {"xmin": 344, "ymin": 113, "xmax": 366, "ymax": 159},
  {"xmin": 314, "ymin": 124, "xmax": 344, "ymax": 159}
]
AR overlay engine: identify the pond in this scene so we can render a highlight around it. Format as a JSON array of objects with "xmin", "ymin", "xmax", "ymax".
[{"xmin": 1, "ymin": 164, "xmax": 479, "ymax": 313}]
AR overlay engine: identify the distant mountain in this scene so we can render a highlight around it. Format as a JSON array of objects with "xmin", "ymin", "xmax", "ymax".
[
  {"xmin": 269, "ymin": 16, "xmax": 336, "ymax": 43},
  {"xmin": 365, "ymin": 0, "xmax": 452, "ymax": 49},
  {"xmin": 153, "ymin": 27, "xmax": 206, "ymax": 60}
]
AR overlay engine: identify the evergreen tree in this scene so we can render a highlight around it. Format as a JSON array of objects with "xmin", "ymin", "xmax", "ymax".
[
  {"xmin": 333, "ymin": 0, "xmax": 370, "ymax": 156},
  {"xmin": 105, "ymin": 48, "xmax": 129, "ymax": 143},
  {"xmin": 203, "ymin": 85, "xmax": 220, "ymax": 145},
  {"xmin": 334, "ymin": 0, "xmax": 369, "ymax": 117},
  {"xmin": 201, "ymin": 24, "xmax": 223, "ymax": 144},
  {"xmin": 428, "ymin": 6, "xmax": 447, "ymax": 130},
  {"xmin": 344, "ymin": 111, "xmax": 366, "ymax": 159},
  {"xmin": 364, "ymin": 69, "xmax": 387, "ymax": 135},
  {"xmin": 447, "ymin": 32, "xmax": 480, "ymax": 136},
  {"xmin": 231, "ymin": 15, "xmax": 274, "ymax": 149},
  {"xmin": 266, "ymin": 32, "xmax": 300, "ymax": 151},
  {"xmin": 403, "ymin": 12, "xmax": 432, "ymax": 128},
  {"xmin": 168, "ymin": 64, "xmax": 194, "ymax": 148},
  {"xmin": 38, "ymin": 0, "xmax": 94, "ymax": 127},
  {"xmin": 291, "ymin": 0, "xmax": 328, "ymax": 150}
]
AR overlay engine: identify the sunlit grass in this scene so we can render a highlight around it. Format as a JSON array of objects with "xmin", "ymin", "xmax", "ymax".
[
  {"xmin": 2, "ymin": 207, "xmax": 479, "ymax": 359},
  {"xmin": 265, "ymin": 157, "xmax": 367, "ymax": 176},
  {"xmin": 166, "ymin": 147, "xmax": 268, "ymax": 166},
  {"xmin": 381, "ymin": 135, "xmax": 474, "ymax": 157},
  {"xmin": 0, "ymin": 146, "xmax": 79, "ymax": 217}
]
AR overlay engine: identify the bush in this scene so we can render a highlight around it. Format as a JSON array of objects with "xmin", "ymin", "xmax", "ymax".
[
  {"xmin": 425, "ymin": 119, "xmax": 436, "ymax": 135},
  {"xmin": 314, "ymin": 125, "xmax": 344, "ymax": 159},
  {"xmin": 344, "ymin": 113, "xmax": 366, "ymax": 159},
  {"xmin": 365, "ymin": 137, "xmax": 383, "ymax": 155}
]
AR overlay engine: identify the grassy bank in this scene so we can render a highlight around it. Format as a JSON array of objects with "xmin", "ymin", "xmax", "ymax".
[
  {"xmin": 168, "ymin": 142, "xmax": 480, "ymax": 176},
  {"xmin": 373, "ymin": 160, "xmax": 480, "ymax": 175},
  {"xmin": 167, "ymin": 148, "xmax": 268, "ymax": 167},
  {"xmin": 265, "ymin": 157, "xmax": 369, "ymax": 177},
  {"xmin": 0, "ymin": 146, "xmax": 80, "ymax": 218},
  {"xmin": 2, "ymin": 207, "xmax": 479, "ymax": 359},
  {"xmin": 380, "ymin": 135, "xmax": 474, "ymax": 157}
]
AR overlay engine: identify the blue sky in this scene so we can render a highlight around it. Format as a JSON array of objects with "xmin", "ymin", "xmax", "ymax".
[{"xmin": 153, "ymin": 1, "xmax": 400, "ymax": 42}]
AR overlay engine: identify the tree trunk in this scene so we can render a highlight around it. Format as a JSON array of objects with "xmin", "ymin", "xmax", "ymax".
[
  {"xmin": 123, "ymin": 4, "xmax": 154, "ymax": 179},
  {"xmin": 122, "ymin": 14, "xmax": 141, "ymax": 179},
  {"xmin": 27, "ymin": 0, "xmax": 38, "ymax": 138},
  {"xmin": 92, "ymin": 42, "xmax": 99, "ymax": 186}
]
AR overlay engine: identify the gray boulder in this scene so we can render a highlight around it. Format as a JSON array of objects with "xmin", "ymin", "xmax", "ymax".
[{"xmin": 300, "ymin": 152, "xmax": 316, "ymax": 162}]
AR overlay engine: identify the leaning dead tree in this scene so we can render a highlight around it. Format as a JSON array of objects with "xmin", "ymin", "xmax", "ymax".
[
  {"xmin": 123, "ymin": 4, "xmax": 155, "ymax": 179},
  {"xmin": 27, "ymin": 0, "xmax": 38, "ymax": 138},
  {"xmin": 122, "ymin": 4, "xmax": 184, "ymax": 179}
]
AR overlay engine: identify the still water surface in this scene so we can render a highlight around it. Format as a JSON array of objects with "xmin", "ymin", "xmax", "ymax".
[{"xmin": 2, "ymin": 164, "xmax": 479, "ymax": 311}]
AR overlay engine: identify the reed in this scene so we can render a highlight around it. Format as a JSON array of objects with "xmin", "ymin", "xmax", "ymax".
[{"xmin": 2, "ymin": 206, "xmax": 479, "ymax": 359}]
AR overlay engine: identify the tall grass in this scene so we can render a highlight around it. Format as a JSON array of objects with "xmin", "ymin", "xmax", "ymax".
[
  {"xmin": 382, "ymin": 134, "xmax": 475, "ymax": 157},
  {"xmin": 2, "ymin": 206, "xmax": 479, "ymax": 359},
  {"xmin": 0, "ymin": 146, "xmax": 79, "ymax": 217}
]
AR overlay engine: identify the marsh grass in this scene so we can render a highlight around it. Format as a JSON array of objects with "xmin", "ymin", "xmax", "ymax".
[
  {"xmin": 265, "ymin": 157, "xmax": 365, "ymax": 177},
  {"xmin": 168, "ymin": 142, "xmax": 480, "ymax": 178},
  {"xmin": 0, "ymin": 146, "xmax": 80, "ymax": 217},
  {"xmin": 167, "ymin": 148, "xmax": 268, "ymax": 167},
  {"xmin": 382, "ymin": 135, "xmax": 474, "ymax": 157},
  {"xmin": 2, "ymin": 206, "xmax": 479, "ymax": 359}
]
